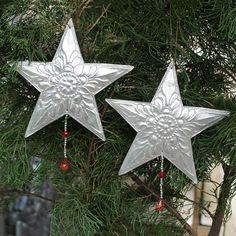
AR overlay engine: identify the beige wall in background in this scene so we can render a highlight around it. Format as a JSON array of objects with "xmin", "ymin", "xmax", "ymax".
[{"xmin": 181, "ymin": 164, "xmax": 236, "ymax": 236}]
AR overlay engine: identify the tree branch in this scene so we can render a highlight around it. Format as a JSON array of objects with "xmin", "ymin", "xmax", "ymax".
[
  {"xmin": 0, "ymin": 188, "xmax": 54, "ymax": 202},
  {"xmin": 208, "ymin": 165, "xmax": 234, "ymax": 236},
  {"xmin": 130, "ymin": 173, "xmax": 197, "ymax": 236}
]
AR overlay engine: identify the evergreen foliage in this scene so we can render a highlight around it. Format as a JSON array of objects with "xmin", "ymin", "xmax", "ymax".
[{"xmin": 0, "ymin": 0, "xmax": 236, "ymax": 235}]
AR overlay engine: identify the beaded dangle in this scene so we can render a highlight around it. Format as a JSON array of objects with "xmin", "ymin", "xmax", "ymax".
[
  {"xmin": 59, "ymin": 114, "xmax": 70, "ymax": 171},
  {"xmin": 156, "ymin": 153, "xmax": 166, "ymax": 212}
]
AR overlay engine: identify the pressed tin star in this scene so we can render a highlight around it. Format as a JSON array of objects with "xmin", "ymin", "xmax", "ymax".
[
  {"xmin": 106, "ymin": 62, "xmax": 229, "ymax": 183},
  {"xmin": 15, "ymin": 19, "xmax": 133, "ymax": 140}
]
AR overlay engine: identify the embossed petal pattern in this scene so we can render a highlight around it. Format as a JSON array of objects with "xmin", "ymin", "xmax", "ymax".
[
  {"xmin": 16, "ymin": 19, "xmax": 133, "ymax": 140},
  {"xmin": 106, "ymin": 63, "xmax": 229, "ymax": 183}
]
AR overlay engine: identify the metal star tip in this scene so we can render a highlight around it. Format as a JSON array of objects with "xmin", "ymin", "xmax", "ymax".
[{"xmin": 67, "ymin": 18, "xmax": 74, "ymax": 28}]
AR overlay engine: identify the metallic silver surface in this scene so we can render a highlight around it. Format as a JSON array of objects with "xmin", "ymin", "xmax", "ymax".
[
  {"xmin": 16, "ymin": 19, "xmax": 133, "ymax": 140},
  {"xmin": 106, "ymin": 63, "xmax": 229, "ymax": 183}
]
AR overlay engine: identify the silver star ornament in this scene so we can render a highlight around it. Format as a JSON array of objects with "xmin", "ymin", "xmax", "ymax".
[
  {"xmin": 15, "ymin": 19, "xmax": 133, "ymax": 140},
  {"xmin": 106, "ymin": 63, "xmax": 229, "ymax": 183}
]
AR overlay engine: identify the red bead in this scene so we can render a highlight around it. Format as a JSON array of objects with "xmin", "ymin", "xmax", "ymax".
[
  {"xmin": 59, "ymin": 158, "xmax": 70, "ymax": 171},
  {"xmin": 63, "ymin": 131, "xmax": 69, "ymax": 138},
  {"xmin": 156, "ymin": 199, "xmax": 165, "ymax": 212},
  {"xmin": 158, "ymin": 171, "xmax": 166, "ymax": 179}
]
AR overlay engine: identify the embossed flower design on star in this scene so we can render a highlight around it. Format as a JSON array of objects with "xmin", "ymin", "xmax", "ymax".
[
  {"xmin": 16, "ymin": 19, "xmax": 133, "ymax": 140},
  {"xmin": 106, "ymin": 63, "xmax": 229, "ymax": 183}
]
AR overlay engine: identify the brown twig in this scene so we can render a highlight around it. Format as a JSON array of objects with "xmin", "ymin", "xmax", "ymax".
[
  {"xmin": 178, "ymin": 193, "xmax": 214, "ymax": 219},
  {"xmin": 86, "ymin": 4, "xmax": 111, "ymax": 35},
  {"xmin": 87, "ymin": 135, "xmax": 96, "ymax": 168},
  {"xmin": 73, "ymin": 0, "xmax": 92, "ymax": 27},
  {"xmin": 71, "ymin": 0, "xmax": 92, "ymax": 32},
  {"xmin": 130, "ymin": 173, "xmax": 197, "ymax": 236},
  {"xmin": 0, "ymin": 188, "xmax": 54, "ymax": 202},
  {"xmin": 100, "ymin": 89, "xmax": 115, "ymax": 118},
  {"xmin": 191, "ymin": 182, "xmax": 216, "ymax": 198}
]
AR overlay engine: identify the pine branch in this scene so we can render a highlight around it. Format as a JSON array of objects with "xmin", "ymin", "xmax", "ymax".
[
  {"xmin": 191, "ymin": 182, "xmax": 216, "ymax": 198},
  {"xmin": 1, "ymin": 1, "xmax": 236, "ymax": 235},
  {"xmin": 177, "ymin": 193, "xmax": 214, "ymax": 219},
  {"xmin": 87, "ymin": 89, "xmax": 115, "ymax": 168},
  {"xmin": 130, "ymin": 173, "xmax": 197, "ymax": 236}
]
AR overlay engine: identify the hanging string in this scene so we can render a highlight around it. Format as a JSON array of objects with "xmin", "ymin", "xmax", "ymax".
[
  {"xmin": 64, "ymin": 114, "xmax": 69, "ymax": 159},
  {"xmin": 156, "ymin": 152, "xmax": 166, "ymax": 212},
  {"xmin": 160, "ymin": 153, "xmax": 164, "ymax": 199},
  {"xmin": 59, "ymin": 114, "xmax": 70, "ymax": 171}
]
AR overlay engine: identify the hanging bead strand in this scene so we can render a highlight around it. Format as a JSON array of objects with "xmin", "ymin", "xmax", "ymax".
[
  {"xmin": 59, "ymin": 114, "xmax": 70, "ymax": 171},
  {"xmin": 160, "ymin": 153, "xmax": 164, "ymax": 199},
  {"xmin": 156, "ymin": 152, "xmax": 166, "ymax": 212},
  {"xmin": 63, "ymin": 114, "xmax": 69, "ymax": 158}
]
